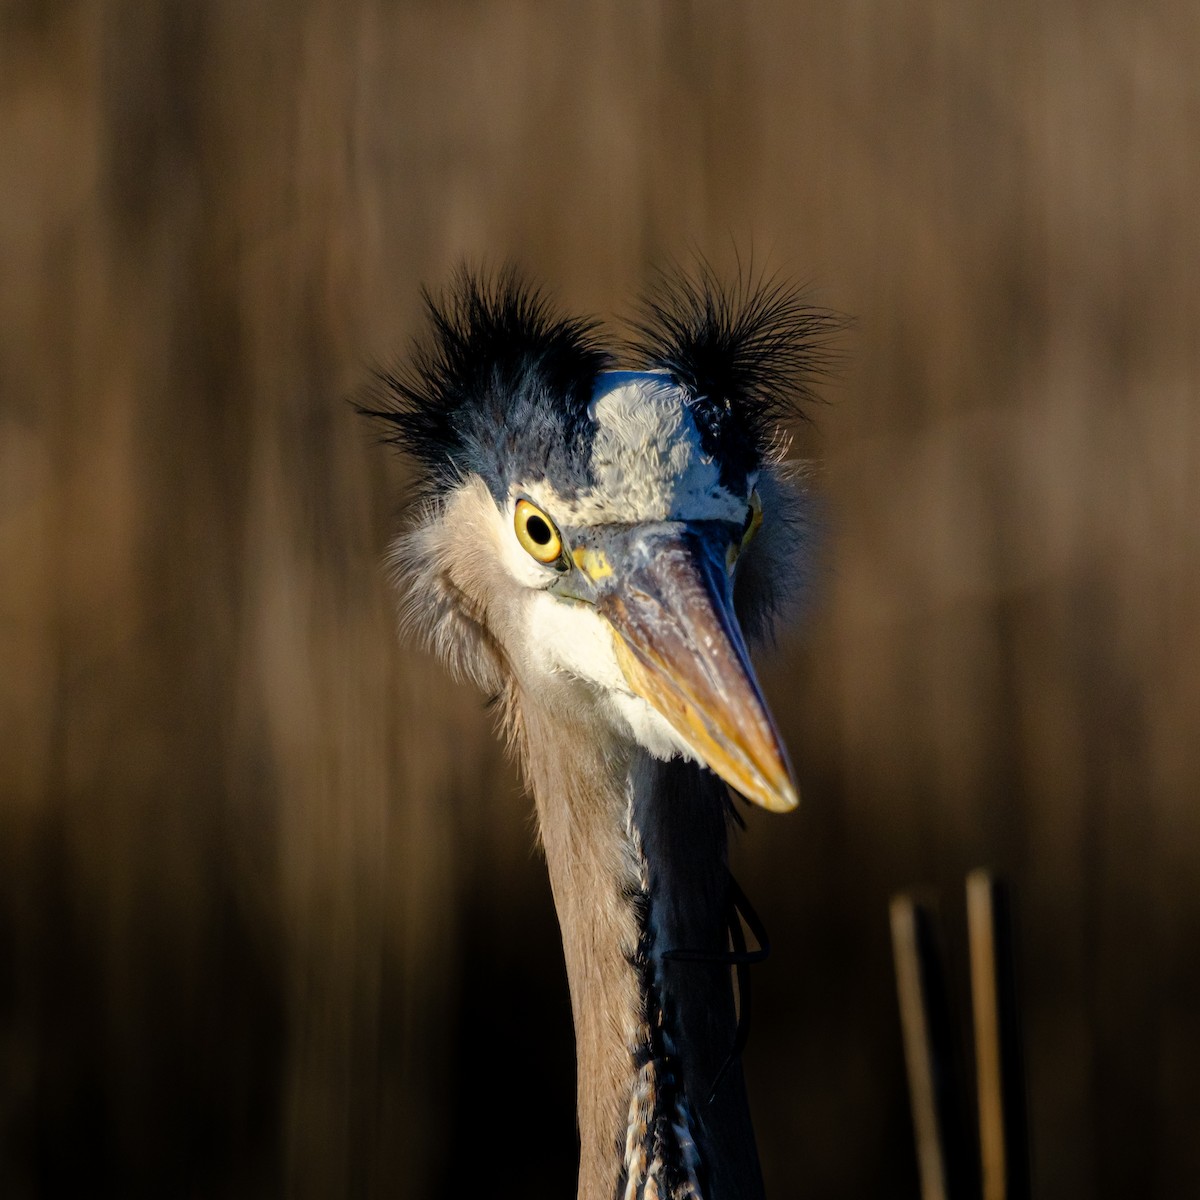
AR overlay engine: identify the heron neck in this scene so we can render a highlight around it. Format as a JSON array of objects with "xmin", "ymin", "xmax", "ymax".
[{"xmin": 521, "ymin": 699, "xmax": 765, "ymax": 1200}]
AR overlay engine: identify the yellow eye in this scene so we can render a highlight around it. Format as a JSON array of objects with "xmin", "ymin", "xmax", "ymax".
[
  {"xmin": 514, "ymin": 499, "xmax": 564, "ymax": 565},
  {"xmin": 741, "ymin": 489, "xmax": 763, "ymax": 550}
]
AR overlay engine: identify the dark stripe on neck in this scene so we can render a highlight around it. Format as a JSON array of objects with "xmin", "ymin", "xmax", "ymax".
[
  {"xmin": 614, "ymin": 757, "xmax": 766, "ymax": 1200},
  {"xmin": 615, "ymin": 836, "xmax": 699, "ymax": 1200}
]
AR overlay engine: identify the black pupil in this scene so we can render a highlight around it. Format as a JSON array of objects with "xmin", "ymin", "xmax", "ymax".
[{"xmin": 527, "ymin": 514, "xmax": 552, "ymax": 545}]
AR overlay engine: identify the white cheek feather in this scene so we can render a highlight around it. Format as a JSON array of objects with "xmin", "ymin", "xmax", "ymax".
[
  {"xmin": 610, "ymin": 692, "xmax": 699, "ymax": 763},
  {"xmin": 525, "ymin": 591, "xmax": 627, "ymax": 693},
  {"xmin": 523, "ymin": 591, "xmax": 698, "ymax": 762}
]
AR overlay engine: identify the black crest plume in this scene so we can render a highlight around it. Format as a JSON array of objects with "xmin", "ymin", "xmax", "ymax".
[
  {"xmin": 626, "ymin": 261, "xmax": 841, "ymax": 475},
  {"xmin": 362, "ymin": 266, "xmax": 611, "ymax": 497}
]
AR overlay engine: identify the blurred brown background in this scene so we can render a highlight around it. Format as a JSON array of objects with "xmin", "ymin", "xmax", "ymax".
[{"xmin": 2, "ymin": 1, "xmax": 1198, "ymax": 1196}]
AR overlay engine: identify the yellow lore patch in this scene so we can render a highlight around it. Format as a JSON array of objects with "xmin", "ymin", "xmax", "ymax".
[{"xmin": 572, "ymin": 546, "xmax": 614, "ymax": 580}]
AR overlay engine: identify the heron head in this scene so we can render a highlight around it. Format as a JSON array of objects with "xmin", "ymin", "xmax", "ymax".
[{"xmin": 369, "ymin": 268, "xmax": 828, "ymax": 813}]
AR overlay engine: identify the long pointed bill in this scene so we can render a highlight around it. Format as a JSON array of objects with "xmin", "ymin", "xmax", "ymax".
[{"xmin": 592, "ymin": 527, "xmax": 799, "ymax": 813}]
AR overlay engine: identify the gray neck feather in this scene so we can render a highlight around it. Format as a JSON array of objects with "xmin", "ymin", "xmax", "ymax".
[{"xmin": 519, "ymin": 694, "xmax": 766, "ymax": 1200}]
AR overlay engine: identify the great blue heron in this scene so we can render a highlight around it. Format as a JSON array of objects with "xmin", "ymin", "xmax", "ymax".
[{"xmin": 367, "ymin": 266, "xmax": 831, "ymax": 1200}]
